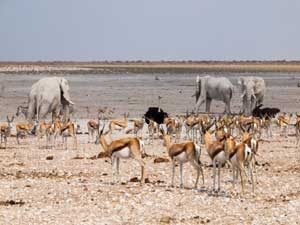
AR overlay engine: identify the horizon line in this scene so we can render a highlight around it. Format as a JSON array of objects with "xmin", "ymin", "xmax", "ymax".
[{"xmin": 1, "ymin": 60, "xmax": 300, "ymax": 64}]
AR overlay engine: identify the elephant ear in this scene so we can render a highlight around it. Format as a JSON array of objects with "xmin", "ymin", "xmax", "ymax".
[{"xmin": 60, "ymin": 78, "xmax": 74, "ymax": 105}]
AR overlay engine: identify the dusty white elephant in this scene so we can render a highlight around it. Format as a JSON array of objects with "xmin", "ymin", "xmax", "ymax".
[
  {"xmin": 238, "ymin": 76, "xmax": 265, "ymax": 115},
  {"xmin": 27, "ymin": 77, "xmax": 74, "ymax": 122},
  {"xmin": 194, "ymin": 75, "xmax": 234, "ymax": 114}
]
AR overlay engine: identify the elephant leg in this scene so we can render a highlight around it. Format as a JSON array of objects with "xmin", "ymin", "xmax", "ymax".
[
  {"xmin": 39, "ymin": 104, "xmax": 49, "ymax": 122},
  {"xmin": 256, "ymin": 97, "xmax": 263, "ymax": 107},
  {"xmin": 250, "ymin": 98, "xmax": 256, "ymax": 114},
  {"xmin": 242, "ymin": 97, "xmax": 247, "ymax": 114},
  {"xmin": 52, "ymin": 111, "xmax": 59, "ymax": 123},
  {"xmin": 195, "ymin": 98, "xmax": 205, "ymax": 114},
  {"xmin": 224, "ymin": 101, "xmax": 231, "ymax": 114},
  {"xmin": 27, "ymin": 100, "xmax": 36, "ymax": 122},
  {"xmin": 205, "ymin": 98, "xmax": 212, "ymax": 113}
]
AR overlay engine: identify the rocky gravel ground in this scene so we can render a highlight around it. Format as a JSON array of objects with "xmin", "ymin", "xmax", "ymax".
[{"xmin": 0, "ymin": 127, "xmax": 299, "ymax": 225}]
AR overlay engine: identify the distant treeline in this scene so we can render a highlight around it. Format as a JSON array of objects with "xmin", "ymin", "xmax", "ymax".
[
  {"xmin": 1, "ymin": 60, "xmax": 300, "ymax": 65},
  {"xmin": 2, "ymin": 61, "xmax": 300, "ymax": 74}
]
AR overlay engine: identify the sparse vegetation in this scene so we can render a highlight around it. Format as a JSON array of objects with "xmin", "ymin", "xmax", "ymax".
[{"xmin": 2, "ymin": 61, "xmax": 300, "ymax": 74}]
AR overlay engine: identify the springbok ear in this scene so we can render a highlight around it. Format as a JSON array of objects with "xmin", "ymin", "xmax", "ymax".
[
  {"xmin": 159, "ymin": 124, "xmax": 167, "ymax": 135},
  {"xmin": 159, "ymin": 128, "xmax": 165, "ymax": 135},
  {"xmin": 246, "ymin": 125, "xmax": 251, "ymax": 133},
  {"xmin": 240, "ymin": 124, "xmax": 246, "ymax": 133},
  {"xmin": 59, "ymin": 78, "xmax": 74, "ymax": 105}
]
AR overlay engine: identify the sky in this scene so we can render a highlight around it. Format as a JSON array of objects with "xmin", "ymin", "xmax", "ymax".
[{"xmin": 1, "ymin": 0, "xmax": 300, "ymax": 61}]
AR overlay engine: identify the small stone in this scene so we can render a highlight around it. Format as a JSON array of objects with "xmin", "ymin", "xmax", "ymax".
[
  {"xmin": 160, "ymin": 216, "xmax": 172, "ymax": 224},
  {"xmin": 129, "ymin": 177, "xmax": 139, "ymax": 182},
  {"xmin": 154, "ymin": 157, "xmax": 170, "ymax": 163}
]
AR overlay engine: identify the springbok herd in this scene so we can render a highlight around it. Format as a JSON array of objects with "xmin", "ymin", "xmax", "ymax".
[{"xmin": 0, "ymin": 107, "xmax": 300, "ymax": 196}]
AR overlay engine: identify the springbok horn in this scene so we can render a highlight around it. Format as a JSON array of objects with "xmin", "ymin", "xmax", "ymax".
[
  {"xmin": 240, "ymin": 124, "xmax": 246, "ymax": 133},
  {"xmin": 100, "ymin": 124, "xmax": 105, "ymax": 135}
]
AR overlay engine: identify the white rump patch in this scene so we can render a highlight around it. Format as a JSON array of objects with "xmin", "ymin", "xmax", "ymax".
[
  {"xmin": 250, "ymin": 138, "xmax": 257, "ymax": 153},
  {"xmin": 244, "ymin": 145, "xmax": 252, "ymax": 162}
]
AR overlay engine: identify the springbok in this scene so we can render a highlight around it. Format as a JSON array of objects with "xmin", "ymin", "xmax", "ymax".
[
  {"xmin": 0, "ymin": 116, "xmax": 14, "ymax": 148},
  {"xmin": 224, "ymin": 135, "xmax": 254, "ymax": 194},
  {"xmin": 51, "ymin": 117, "xmax": 77, "ymax": 149},
  {"xmin": 16, "ymin": 120, "xmax": 37, "ymax": 145},
  {"xmin": 16, "ymin": 105, "xmax": 28, "ymax": 119},
  {"xmin": 37, "ymin": 121, "xmax": 54, "ymax": 149},
  {"xmin": 147, "ymin": 119, "xmax": 159, "ymax": 144},
  {"xmin": 164, "ymin": 117, "xmax": 183, "ymax": 143},
  {"xmin": 108, "ymin": 113, "xmax": 129, "ymax": 134},
  {"xmin": 277, "ymin": 113, "xmax": 292, "ymax": 138},
  {"xmin": 202, "ymin": 120, "xmax": 227, "ymax": 192},
  {"xmin": 87, "ymin": 112, "xmax": 101, "ymax": 143},
  {"xmin": 126, "ymin": 118, "xmax": 144, "ymax": 137},
  {"xmin": 95, "ymin": 125, "xmax": 145, "ymax": 184},
  {"xmin": 161, "ymin": 129, "xmax": 204, "ymax": 189}
]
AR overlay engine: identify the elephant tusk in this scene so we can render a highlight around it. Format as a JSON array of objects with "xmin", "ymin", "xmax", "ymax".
[{"xmin": 240, "ymin": 90, "xmax": 246, "ymax": 98}]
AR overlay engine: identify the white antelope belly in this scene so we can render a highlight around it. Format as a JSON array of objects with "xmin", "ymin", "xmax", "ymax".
[
  {"xmin": 214, "ymin": 151, "xmax": 226, "ymax": 165},
  {"xmin": 174, "ymin": 152, "xmax": 189, "ymax": 163},
  {"xmin": 230, "ymin": 154, "xmax": 238, "ymax": 167},
  {"xmin": 112, "ymin": 147, "xmax": 131, "ymax": 159}
]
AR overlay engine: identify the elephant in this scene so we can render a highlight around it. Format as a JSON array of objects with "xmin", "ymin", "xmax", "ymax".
[
  {"xmin": 194, "ymin": 75, "xmax": 234, "ymax": 114},
  {"xmin": 27, "ymin": 77, "xmax": 74, "ymax": 122},
  {"xmin": 238, "ymin": 76, "xmax": 265, "ymax": 115}
]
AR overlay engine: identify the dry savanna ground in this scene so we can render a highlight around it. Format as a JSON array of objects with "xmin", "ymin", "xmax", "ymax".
[
  {"xmin": 0, "ymin": 123, "xmax": 299, "ymax": 225},
  {"xmin": 0, "ymin": 65, "xmax": 300, "ymax": 224}
]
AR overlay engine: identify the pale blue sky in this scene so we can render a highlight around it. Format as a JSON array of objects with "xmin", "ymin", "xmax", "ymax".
[{"xmin": 1, "ymin": 0, "xmax": 300, "ymax": 61}]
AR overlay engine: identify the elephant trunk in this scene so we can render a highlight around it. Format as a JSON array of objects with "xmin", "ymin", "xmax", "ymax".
[
  {"xmin": 245, "ymin": 93, "xmax": 257, "ymax": 116},
  {"xmin": 61, "ymin": 91, "xmax": 73, "ymax": 122},
  {"xmin": 27, "ymin": 101, "xmax": 36, "ymax": 122},
  {"xmin": 63, "ymin": 104, "xmax": 70, "ymax": 122}
]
